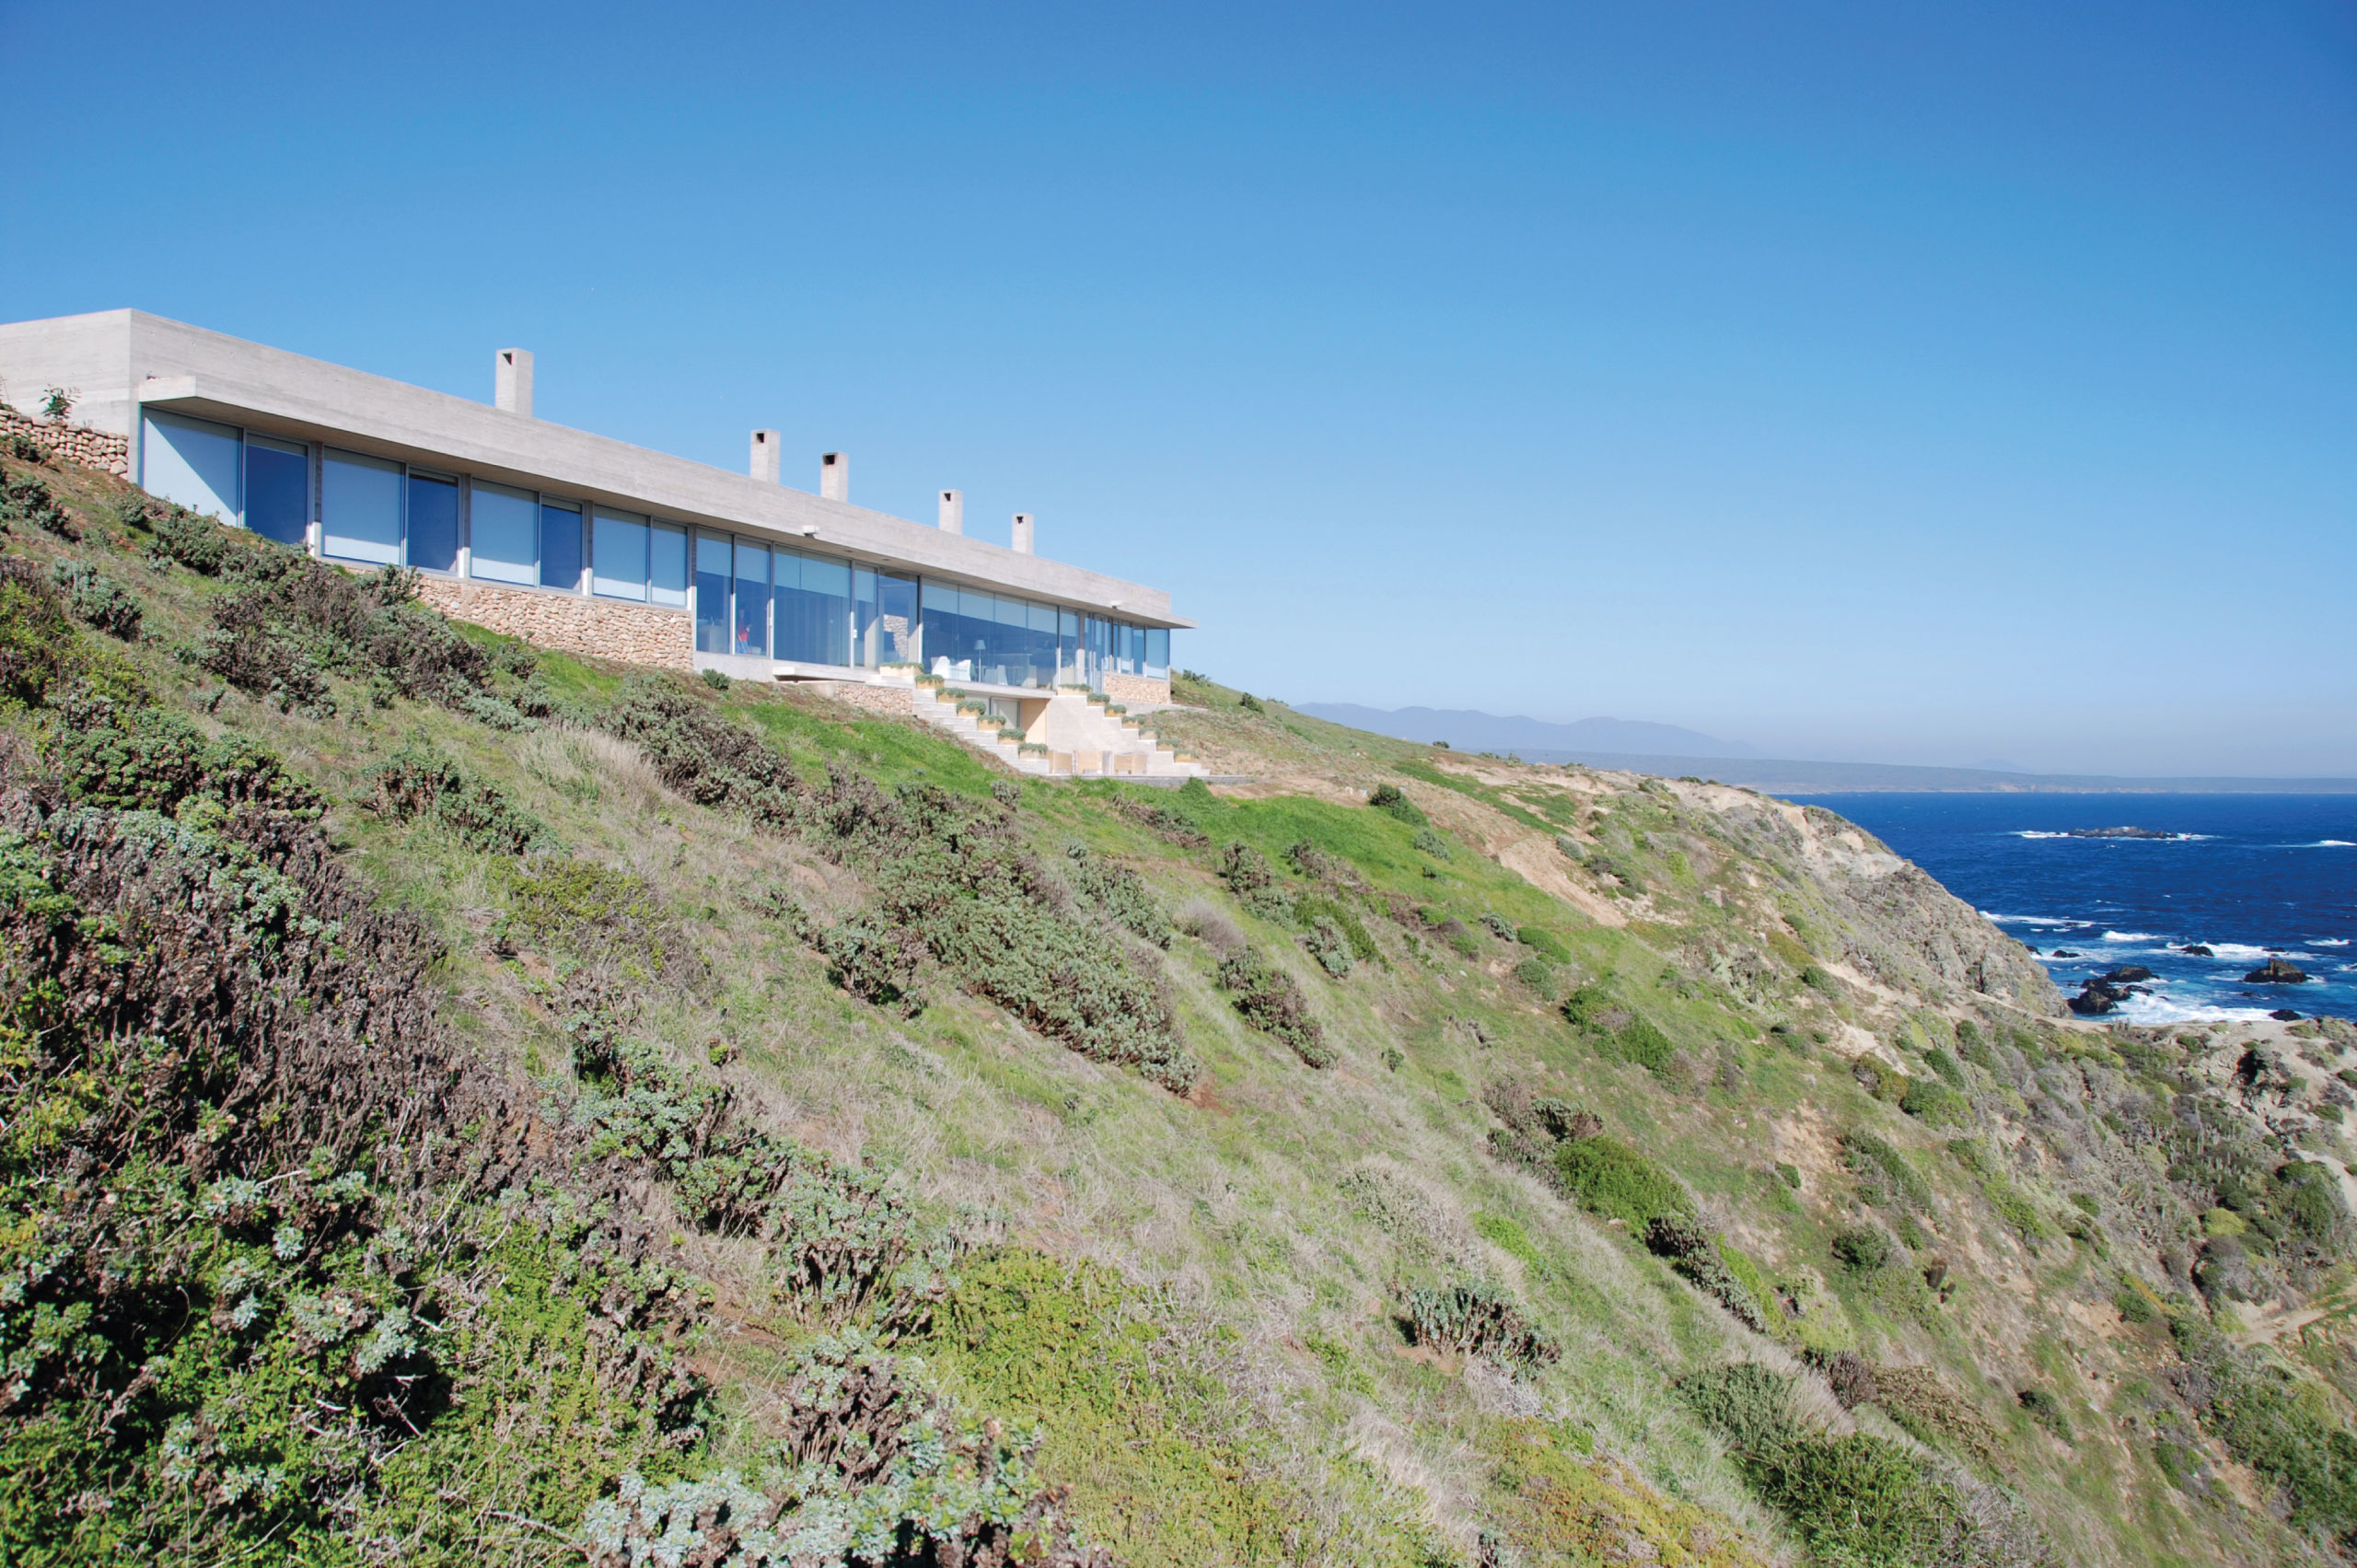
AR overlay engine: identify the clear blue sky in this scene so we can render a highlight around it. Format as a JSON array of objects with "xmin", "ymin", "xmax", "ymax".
[{"xmin": 5, "ymin": 2, "xmax": 2351, "ymax": 775}]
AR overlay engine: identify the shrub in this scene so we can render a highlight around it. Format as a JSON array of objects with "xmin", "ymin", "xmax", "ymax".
[
  {"xmin": 1480, "ymin": 912, "xmax": 1517, "ymax": 941},
  {"xmin": 599, "ymin": 679, "xmax": 801, "ymax": 828},
  {"xmin": 1403, "ymin": 1281, "xmax": 1560, "ymax": 1367},
  {"xmin": 202, "ymin": 553, "xmax": 502, "ymax": 718},
  {"xmin": 2171, "ymin": 1311, "xmax": 2357, "ymax": 1536},
  {"xmin": 1219, "ymin": 840, "xmax": 1294, "ymax": 922},
  {"xmin": 1295, "ymin": 893, "xmax": 1378, "ymax": 963},
  {"xmin": 822, "ymin": 914, "xmax": 927, "ymax": 1015},
  {"xmin": 2016, "ymin": 1388, "xmax": 2072, "ymax": 1441},
  {"xmin": 1514, "ymin": 955, "xmax": 1558, "ymax": 998},
  {"xmin": 1556, "ymin": 1136, "xmax": 1694, "ymax": 1230},
  {"xmin": 1832, "ymin": 1225, "xmax": 1894, "ymax": 1273},
  {"xmin": 699, "ymin": 666, "xmax": 731, "ymax": 690},
  {"xmin": 49, "ymin": 560, "xmax": 140, "ymax": 638},
  {"xmin": 1841, "ymin": 1132, "xmax": 1936, "ymax": 1210},
  {"xmin": 0, "ymin": 557, "xmax": 84, "ymax": 707},
  {"xmin": 1, "ymin": 470, "xmax": 72, "ymax": 536},
  {"xmin": 1411, "ymin": 828, "xmax": 1451, "ymax": 860},
  {"xmin": 1899, "ymin": 1074, "xmax": 1970, "ymax": 1127},
  {"xmin": 1302, "ymin": 914, "xmax": 1354, "ymax": 978},
  {"xmin": 1518, "ymin": 925, "xmax": 1570, "ymax": 961},
  {"xmin": 1924, "ymin": 1046, "xmax": 1967, "ymax": 1087},
  {"xmin": 1646, "ymin": 1216, "xmax": 1766, "ymax": 1331},
  {"xmin": 362, "ymin": 741, "xmax": 545, "ymax": 854},
  {"xmin": 51, "ymin": 691, "xmax": 319, "ymax": 819},
  {"xmin": 1062, "ymin": 842, "xmax": 1173, "ymax": 948},
  {"xmin": 498, "ymin": 859, "xmax": 675, "ymax": 976},
  {"xmin": 1218, "ymin": 947, "xmax": 1330, "ymax": 1067},
  {"xmin": 148, "ymin": 502, "xmax": 227, "ymax": 573},
  {"xmin": 1367, "ymin": 782, "xmax": 1426, "ymax": 826}
]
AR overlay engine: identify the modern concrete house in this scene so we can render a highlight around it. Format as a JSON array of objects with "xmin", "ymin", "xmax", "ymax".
[{"xmin": 0, "ymin": 309, "xmax": 1200, "ymax": 777}]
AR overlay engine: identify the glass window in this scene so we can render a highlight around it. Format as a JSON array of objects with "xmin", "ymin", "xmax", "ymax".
[
  {"xmin": 470, "ymin": 482, "xmax": 538, "ymax": 585},
  {"xmin": 592, "ymin": 507, "xmax": 649, "ymax": 600},
  {"xmin": 694, "ymin": 532, "xmax": 731, "ymax": 653},
  {"xmin": 244, "ymin": 435, "xmax": 309, "ymax": 546},
  {"xmin": 407, "ymin": 472, "xmax": 460, "ymax": 571},
  {"xmin": 775, "ymin": 547, "xmax": 851, "ymax": 666},
  {"xmin": 1058, "ymin": 610, "xmax": 1081, "ymax": 686},
  {"xmin": 650, "ymin": 522, "xmax": 689, "ymax": 608},
  {"xmin": 540, "ymin": 501, "xmax": 584, "ymax": 590},
  {"xmin": 321, "ymin": 447, "xmax": 403, "ymax": 565},
  {"xmin": 141, "ymin": 411, "xmax": 240, "ymax": 525},
  {"xmin": 732, "ymin": 539, "xmax": 770, "ymax": 656},
  {"xmin": 874, "ymin": 572, "xmax": 918, "ymax": 666},
  {"xmin": 1144, "ymin": 627, "xmax": 1169, "ymax": 679}
]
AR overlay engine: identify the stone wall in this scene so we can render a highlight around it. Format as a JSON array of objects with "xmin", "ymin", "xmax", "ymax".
[
  {"xmin": 412, "ymin": 577, "xmax": 691, "ymax": 672},
  {"xmin": 1, "ymin": 406, "xmax": 129, "ymax": 477},
  {"xmin": 1102, "ymin": 671, "xmax": 1172, "ymax": 707},
  {"xmin": 824, "ymin": 681, "xmax": 916, "ymax": 719}
]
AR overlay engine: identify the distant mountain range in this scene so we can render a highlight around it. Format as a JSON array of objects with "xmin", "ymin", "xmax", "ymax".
[
  {"xmin": 1295, "ymin": 705, "xmax": 2357, "ymax": 793},
  {"xmin": 1296, "ymin": 704, "xmax": 1755, "ymax": 758}
]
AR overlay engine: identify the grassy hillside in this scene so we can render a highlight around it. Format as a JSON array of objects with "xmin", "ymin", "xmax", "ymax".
[{"xmin": 3, "ymin": 440, "xmax": 2355, "ymax": 1566}]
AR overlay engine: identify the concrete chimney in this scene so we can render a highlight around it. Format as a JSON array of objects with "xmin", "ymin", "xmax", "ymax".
[
  {"xmin": 749, "ymin": 429, "xmax": 781, "ymax": 483},
  {"xmin": 494, "ymin": 348, "xmax": 533, "ymax": 417},
  {"xmin": 820, "ymin": 451, "xmax": 848, "ymax": 503},
  {"xmin": 937, "ymin": 489, "xmax": 964, "ymax": 534},
  {"xmin": 1011, "ymin": 513, "xmax": 1035, "ymax": 555}
]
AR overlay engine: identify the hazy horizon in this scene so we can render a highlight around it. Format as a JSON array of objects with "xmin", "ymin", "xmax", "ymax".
[{"xmin": 4, "ymin": 2, "xmax": 2349, "ymax": 775}]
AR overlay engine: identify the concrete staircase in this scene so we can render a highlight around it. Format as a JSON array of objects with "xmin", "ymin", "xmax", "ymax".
[{"xmin": 885, "ymin": 676, "xmax": 1207, "ymax": 780}]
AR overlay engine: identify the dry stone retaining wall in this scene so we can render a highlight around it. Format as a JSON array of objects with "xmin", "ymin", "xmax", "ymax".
[
  {"xmin": 1, "ymin": 407, "xmax": 130, "ymax": 477},
  {"xmin": 1102, "ymin": 671, "xmax": 1172, "ymax": 707},
  {"xmin": 412, "ymin": 577, "xmax": 691, "ymax": 672},
  {"xmin": 825, "ymin": 681, "xmax": 915, "ymax": 719}
]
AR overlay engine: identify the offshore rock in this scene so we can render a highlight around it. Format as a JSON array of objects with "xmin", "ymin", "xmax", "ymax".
[
  {"xmin": 2065, "ymin": 825, "xmax": 2179, "ymax": 840},
  {"xmin": 2105, "ymin": 966, "xmax": 2155, "ymax": 983},
  {"xmin": 2244, "ymin": 958, "xmax": 2309, "ymax": 984},
  {"xmin": 2181, "ymin": 944, "xmax": 2215, "ymax": 958}
]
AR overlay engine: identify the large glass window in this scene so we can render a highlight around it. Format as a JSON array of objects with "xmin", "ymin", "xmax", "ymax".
[
  {"xmin": 245, "ymin": 436, "xmax": 310, "ymax": 547},
  {"xmin": 650, "ymin": 522, "xmax": 689, "ymax": 608},
  {"xmin": 540, "ymin": 501, "xmax": 584, "ymax": 590},
  {"xmin": 923, "ymin": 584, "xmax": 1061, "ymax": 687},
  {"xmin": 1144, "ymin": 627, "xmax": 1169, "ymax": 679},
  {"xmin": 592, "ymin": 507, "xmax": 649, "ymax": 600},
  {"xmin": 860, "ymin": 572, "xmax": 918, "ymax": 667},
  {"xmin": 470, "ymin": 482, "xmax": 538, "ymax": 585},
  {"xmin": 732, "ymin": 539, "xmax": 770, "ymax": 656},
  {"xmin": 694, "ymin": 533, "xmax": 731, "ymax": 653},
  {"xmin": 141, "ymin": 411, "xmax": 240, "ymax": 525},
  {"xmin": 321, "ymin": 448, "xmax": 403, "ymax": 565},
  {"xmin": 408, "ymin": 472, "xmax": 460, "ymax": 571},
  {"xmin": 1058, "ymin": 610, "xmax": 1081, "ymax": 686},
  {"xmin": 774, "ymin": 547, "xmax": 850, "ymax": 666}
]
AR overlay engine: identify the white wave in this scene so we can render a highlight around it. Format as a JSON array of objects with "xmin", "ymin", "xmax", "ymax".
[
  {"xmin": 2101, "ymin": 931, "xmax": 2160, "ymax": 943},
  {"xmin": 2313, "ymin": 840, "xmax": 2355, "ymax": 848},
  {"xmin": 2116, "ymin": 993, "xmax": 2283, "ymax": 1026},
  {"xmin": 2012, "ymin": 830, "xmax": 2071, "ymax": 840},
  {"xmin": 2314, "ymin": 938, "xmax": 2351, "ymax": 947},
  {"xmin": 2207, "ymin": 943, "xmax": 2272, "ymax": 960},
  {"xmin": 1981, "ymin": 912, "xmax": 2085, "ymax": 927}
]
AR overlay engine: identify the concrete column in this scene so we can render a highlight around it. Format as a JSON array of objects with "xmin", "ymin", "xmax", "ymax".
[
  {"xmin": 937, "ymin": 489, "xmax": 964, "ymax": 534},
  {"xmin": 750, "ymin": 429, "xmax": 781, "ymax": 483},
  {"xmin": 494, "ymin": 348, "xmax": 533, "ymax": 416},
  {"xmin": 1011, "ymin": 513, "xmax": 1034, "ymax": 555},
  {"xmin": 820, "ymin": 451, "xmax": 848, "ymax": 502}
]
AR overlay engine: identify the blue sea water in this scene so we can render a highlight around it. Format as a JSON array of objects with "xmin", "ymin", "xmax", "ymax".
[{"xmin": 1788, "ymin": 794, "xmax": 2357, "ymax": 1025}]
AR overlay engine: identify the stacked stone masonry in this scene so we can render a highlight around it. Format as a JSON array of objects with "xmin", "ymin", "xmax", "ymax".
[
  {"xmin": 1, "ymin": 407, "xmax": 130, "ymax": 477},
  {"xmin": 412, "ymin": 577, "xmax": 692, "ymax": 672},
  {"xmin": 1101, "ymin": 671, "xmax": 1173, "ymax": 707},
  {"xmin": 824, "ymin": 682, "xmax": 916, "ymax": 719}
]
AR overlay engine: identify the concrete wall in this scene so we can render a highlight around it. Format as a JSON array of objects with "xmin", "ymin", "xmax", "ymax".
[
  {"xmin": 412, "ymin": 576, "xmax": 692, "ymax": 671},
  {"xmin": 0, "ymin": 309, "xmax": 1191, "ymax": 629}
]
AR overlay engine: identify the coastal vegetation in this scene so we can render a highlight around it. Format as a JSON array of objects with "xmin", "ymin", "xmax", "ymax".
[{"xmin": 3, "ymin": 438, "xmax": 2356, "ymax": 1564}]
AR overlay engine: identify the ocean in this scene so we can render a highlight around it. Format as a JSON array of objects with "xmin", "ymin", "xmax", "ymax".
[{"xmin": 1789, "ymin": 794, "xmax": 2357, "ymax": 1025}]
